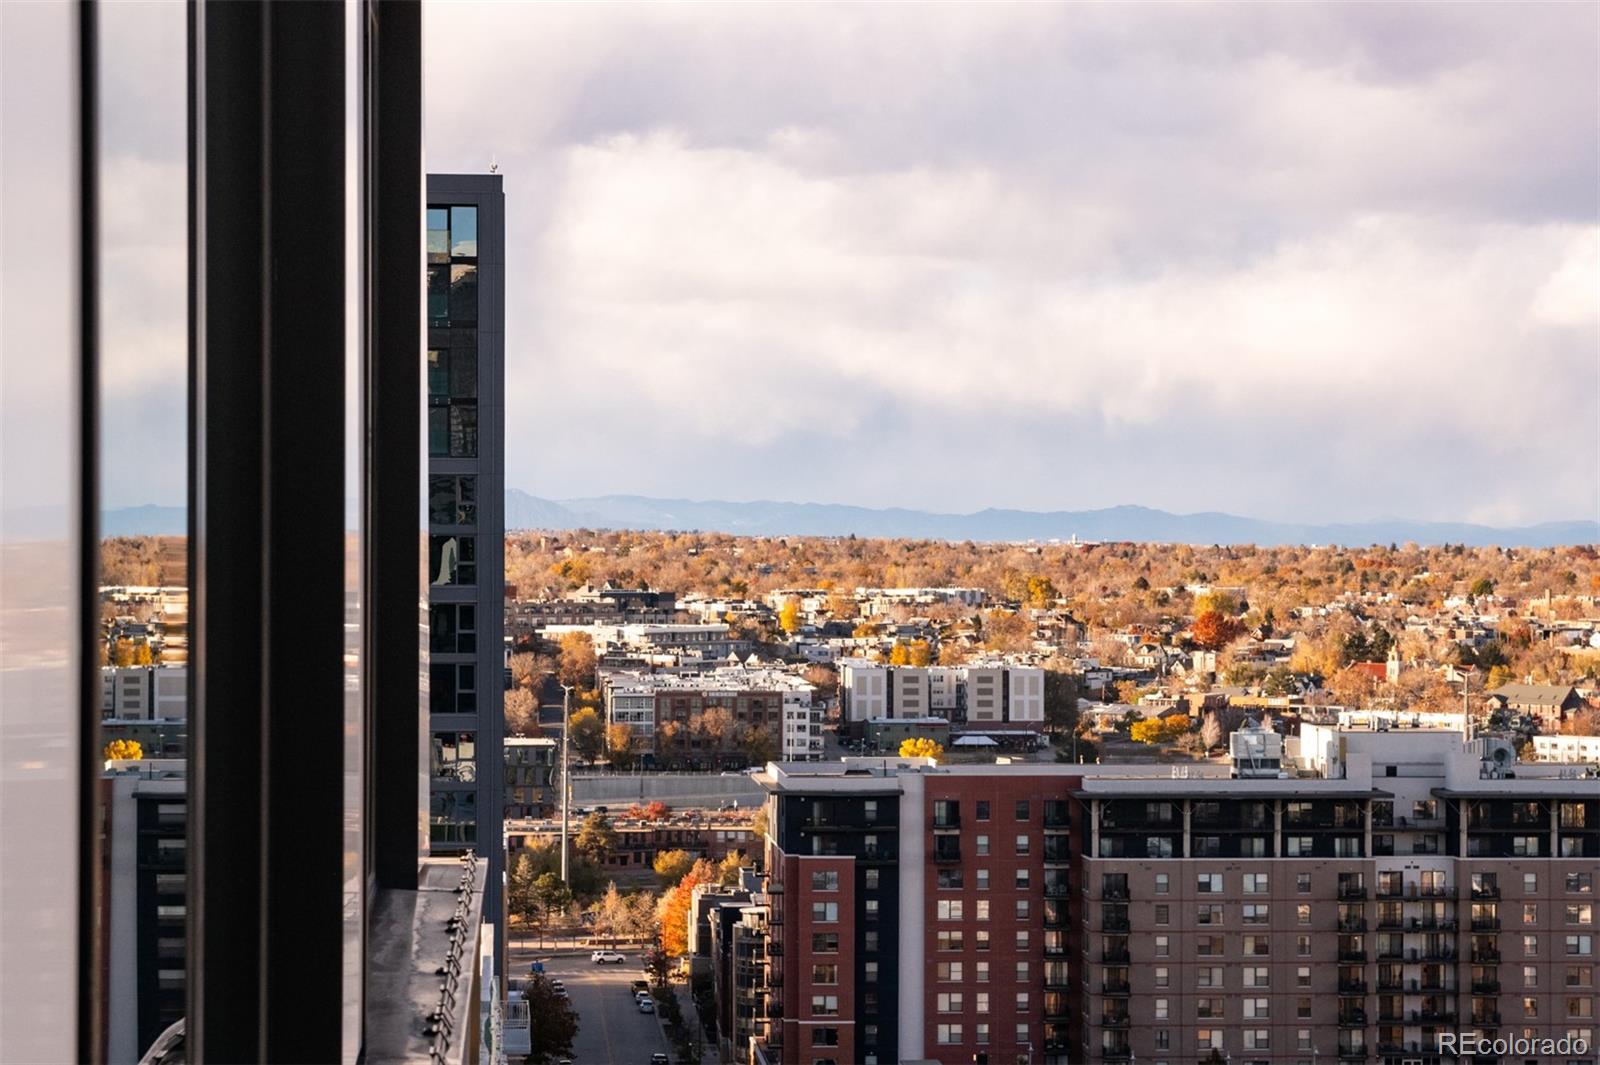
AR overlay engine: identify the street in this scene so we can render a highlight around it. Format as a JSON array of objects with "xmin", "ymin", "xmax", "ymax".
[{"xmin": 513, "ymin": 947, "xmax": 672, "ymax": 1065}]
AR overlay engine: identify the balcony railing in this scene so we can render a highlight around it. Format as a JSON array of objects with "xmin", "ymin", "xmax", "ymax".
[
  {"xmin": 1102, "ymin": 980, "xmax": 1130, "ymax": 995},
  {"xmin": 1470, "ymin": 1011, "xmax": 1502, "ymax": 1026},
  {"xmin": 1471, "ymin": 980, "xmax": 1500, "ymax": 995},
  {"xmin": 1470, "ymin": 917, "xmax": 1500, "ymax": 931},
  {"xmin": 1101, "ymin": 884, "xmax": 1129, "ymax": 900},
  {"xmin": 1101, "ymin": 947, "xmax": 1130, "ymax": 964},
  {"xmin": 1339, "ymin": 948, "xmax": 1368, "ymax": 963},
  {"xmin": 1340, "ymin": 883, "xmax": 1370, "ymax": 900},
  {"xmin": 1099, "ymin": 1013, "xmax": 1130, "ymax": 1028},
  {"xmin": 1101, "ymin": 916, "xmax": 1130, "ymax": 933},
  {"xmin": 1470, "ymin": 948, "xmax": 1500, "ymax": 963},
  {"xmin": 1339, "ymin": 918, "xmax": 1369, "ymax": 932},
  {"xmin": 1339, "ymin": 1011, "xmax": 1368, "ymax": 1027},
  {"xmin": 1338, "ymin": 979, "xmax": 1368, "ymax": 994},
  {"xmin": 1470, "ymin": 884, "xmax": 1500, "ymax": 899}
]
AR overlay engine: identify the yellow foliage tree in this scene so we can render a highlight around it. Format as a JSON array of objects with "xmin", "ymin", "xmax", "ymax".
[
  {"xmin": 899, "ymin": 737, "xmax": 944, "ymax": 763},
  {"xmin": 658, "ymin": 859, "xmax": 718, "ymax": 957},
  {"xmin": 103, "ymin": 738, "xmax": 144, "ymax": 761},
  {"xmin": 778, "ymin": 597, "xmax": 802, "ymax": 635},
  {"xmin": 1130, "ymin": 717, "xmax": 1190, "ymax": 745},
  {"xmin": 907, "ymin": 638, "xmax": 933, "ymax": 667},
  {"xmin": 888, "ymin": 642, "xmax": 911, "ymax": 666}
]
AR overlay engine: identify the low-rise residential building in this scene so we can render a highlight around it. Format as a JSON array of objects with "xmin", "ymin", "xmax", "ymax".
[
  {"xmin": 837, "ymin": 659, "xmax": 1046, "ymax": 744},
  {"xmin": 603, "ymin": 667, "xmax": 821, "ymax": 764},
  {"xmin": 1487, "ymin": 683, "xmax": 1586, "ymax": 731}
]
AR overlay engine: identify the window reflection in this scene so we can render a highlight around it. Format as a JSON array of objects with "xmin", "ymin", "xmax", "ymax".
[
  {"xmin": 429, "ymin": 663, "xmax": 476, "ymax": 714},
  {"xmin": 430, "ymin": 731, "xmax": 476, "ymax": 782},
  {"xmin": 449, "ymin": 264, "xmax": 477, "ymax": 323},
  {"xmin": 426, "ymin": 207, "xmax": 449, "ymax": 263},
  {"xmin": 429, "ymin": 603, "xmax": 476, "ymax": 654},
  {"xmin": 428, "ymin": 475, "xmax": 476, "ymax": 526},
  {"xmin": 428, "ymin": 790, "xmax": 476, "ymax": 845},
  {"xmin": 449, "ymin": 206, "xmax": 476, "ymax": 259},
  {"xmin": 429, "ymin": 534, "xmax": 475, "ymax": 585}
]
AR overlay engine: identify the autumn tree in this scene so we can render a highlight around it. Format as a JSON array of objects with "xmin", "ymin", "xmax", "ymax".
[
  {"xmin": 605, "ymin": 722, "xmax": 636, "ymax": 768},
  {"xmin": 557, "ymin": 631, "xmax": 597, "ymax": 688},
  {"xmin": 531, "ymin": 872, "xmax": 574, "ymax": 927},
  {"xmin": 505, "ymin": 687, "xmax": 536, "ymax": 736},
  {"xmin": 906, "ymin": 638, "xmax": 933, "ymax": 667},
  {"xmin": 1192, "ymin": 610, "xmax": 1245, "ymax": 651},
  {"xmin": 1130, "ymin": 716, "xmax": 1191, "ymax": 744},
  {"xmin": 568, "ymin": 707, "xmax": 604, "ymax": 764},
  {"xmin": 1200, "ymin": 711, "xmax": 1224, "ymax": 751},
  {"xmin": 1327, "ymin": 665, "xmax": 1381, "ymax": 708},
  {"xmin": 899, "ymin": 737, "xmax": 945, "ymax": 763},
  {"xmin": 103, "ymin": 738, "xmax": 143, "ymax": 761},
  {"xmin": 658, "ymin": 859, "xmax": 718, "ymax": 957},
  {"xmin": 716, "ymin": 850, "xmax": 746, "ymax": 887},
  {"xmin": 888, "ymin": 641, "xmax": 911, "ymax": 666},
  {"xmin": 653, "ymin": 849, "xmax": 696, "ymax": 886},
  {"xmin": 778, "ymin": 597, "xmax": 802, "ymax": 634},
  {"xmin": 741, "ymin": 724, "xmax": 779, "ymax": 766}
]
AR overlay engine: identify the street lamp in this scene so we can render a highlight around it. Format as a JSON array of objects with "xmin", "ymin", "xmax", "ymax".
[{"xmin": 559, "ymin": 682, "xmax": 573, "ymax": 886}]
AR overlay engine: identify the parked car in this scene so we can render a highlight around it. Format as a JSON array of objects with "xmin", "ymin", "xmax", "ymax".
[
  {"xmin": 591, "ymin": 949, "xmax": 626, "ymax": 964},
  {"xmin": 637, "ymin": 998, "xmax": 655, "ymax": 1014},
  {"xmin": 630, "ymin": 980, "xmax": 649, "ymax": 996}
]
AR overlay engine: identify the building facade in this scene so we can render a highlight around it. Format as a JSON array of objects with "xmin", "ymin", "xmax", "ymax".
[
  {"xmin": 740, "ymin": 729, "xmax": 1600, "ymax": 1065},
  {"xmin": 837, "ymin": 659, "xmax": 1046, "ymax": 743},
  {"xmin": 425, "ymin": 174, "xmax": 506, "ymax": 926}
]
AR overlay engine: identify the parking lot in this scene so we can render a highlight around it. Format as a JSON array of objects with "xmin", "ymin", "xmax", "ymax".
[{"xmin": 511, "ymin": 948, "xmax": 672, "ymax": 1065}]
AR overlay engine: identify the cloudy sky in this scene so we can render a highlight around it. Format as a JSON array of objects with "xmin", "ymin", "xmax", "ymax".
[{"xmin": 94, "ymin": 3, "xmax": 1597, "ymax": 526}]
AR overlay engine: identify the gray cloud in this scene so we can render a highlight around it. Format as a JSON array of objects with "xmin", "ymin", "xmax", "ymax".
[{"xmin": 74, "ymin": 3, "xmax": 1599, "ymax": 527}]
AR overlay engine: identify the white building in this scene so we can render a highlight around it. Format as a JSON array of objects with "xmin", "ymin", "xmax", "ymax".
[
  {"xmin": 837, "ymin": 658, "xmax": 1046, "ymax": 735},
  {"xmin": 101, "ymin": 666, "xmax": 187, "ymax": 721}
]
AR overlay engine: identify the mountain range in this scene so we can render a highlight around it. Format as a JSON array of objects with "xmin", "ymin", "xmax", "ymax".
[
  {"xmin": 505, "ymin": 490, "xmax": 1596, "ymax": 548},
  {"xmin": 11, "ymin": 494, "xmax": 1592, "ymax": 547}
]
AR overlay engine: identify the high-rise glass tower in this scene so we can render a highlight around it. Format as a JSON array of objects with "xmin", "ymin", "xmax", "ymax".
[{"xmin": 426, "ymin": 174, "xmax": 505, "ymax": 923}]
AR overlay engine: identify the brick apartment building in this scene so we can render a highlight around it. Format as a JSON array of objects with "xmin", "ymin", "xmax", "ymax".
[
  {"xmin": 605, "ymin": 668, "xmax": 823, "ymax": 764},
  {"xmin": 738, "ymin": 724, "xmax": 1599, "ymax": 1065}
]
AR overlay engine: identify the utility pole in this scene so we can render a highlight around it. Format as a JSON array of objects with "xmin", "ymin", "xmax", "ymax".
[{"xmin": 560, "ymin": 682, "xmax": 573, "ymax": 886}]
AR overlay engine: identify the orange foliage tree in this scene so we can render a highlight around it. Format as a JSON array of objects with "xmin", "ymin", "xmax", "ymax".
[
  {"xmin": 1192, "ymin": 610, "xmax": 1244, "ymax": 651},
  {"xmin": 657, "ymin": 859, "xmax": 718, "ymax": 957}
]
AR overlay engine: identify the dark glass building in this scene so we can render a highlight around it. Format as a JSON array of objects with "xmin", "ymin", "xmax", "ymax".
[{"xmin": 426, "ymin": 174, "xmax": 506, "ymax": 928}]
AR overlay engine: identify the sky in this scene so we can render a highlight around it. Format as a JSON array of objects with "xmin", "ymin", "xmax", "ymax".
[{"xmin": 83, "ymin": 3, "xmax": 1600, "ymax": 526}]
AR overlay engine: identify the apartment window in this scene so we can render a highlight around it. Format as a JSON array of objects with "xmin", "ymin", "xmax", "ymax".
[
  {"xmin": 1569, "ymin": 999, "xmax": 1595, "ymax": 1019},
  {"xmin": 1015, "ymin": 833, "xmax": 1030, "ymax": 855},
  {"xmin": 1016, "ymin": 961, "xmax": 1029, "ymax": 982},
  {"xmin": 812, "ymin": 870, "xmax": 839, "ymax": 891},
  {"xmin": 811, "ymin": 995, "xmax": 839, "ymax": 1017},
  {"xmin": 1568, "ymin": 904, "xmax": 1594, "ymax": 925},
  {"xmin": 812, "ymin": 964, "xmax": 838, "ymax": 984},
  {"xmin": 1244, "ymin": 1029, "xmax": 1270, "ymax": 1050},
  {"xmin": 1244, "ymin": 934, "xmax": 1270, "ymax": 956},
  {"xmin": 428, "ymin": 534, "xmax": 476, "ymax": 585},
  {"xmin": 936, "ymin": 1024, "xmax": 962, "ymax": 1045},
  {"xmin": 975, "ymin": 1023, "xmax": 990, "ymax": 1045},
  {"xmin": 1297, "ymin": 903, "xmax": 1311, "ymax": 925},
  {"xmin": 863, "ymin": 800, "xmax": 878, "ymax": 823},
  {"xmin": 1566, "ymin": 935, "xmax": 1594, "ymax": 955},
  {"xmin": 430, "ymin": 662, "xmax": 476, "ymax": 713},
  {"xmin": 1197, "ymin": 903, "xmax": 1223, "ymax": 925},
  {"xmin": 1296, "ymin": 934, "xmax": 1311, "ymax": 956},
  {"xmin": 1243, "ymin": 903, "xmax": 1270, "ymax": 924},
  {"xmin": 1527, "ymin": 872, "xmax": 1540, "ymax": 893},
  {"xmin": 429, "ymin": 791, "xmax": 476, "ymax": 844},
  {"xmin": 1244, "ymin": 966, "xmax": 1269, "ymax": 988},
  {"xmin": 1514, "ymin": 835, "xmax": 1541, "ymax": 856},
  {"xmin": 1285, "ymin": 835, "xmax": 1313, "ymax": 856},
  {"xmin": 1155, "ymin": 873, "xmax": 1170, "ymax": 894},
  {"xmin": 1155, "ymin": 998, "xmax": 1169, "ymax": 1020},
  {"xmin": 1297, "ymin": 966, "xmax": 1311, "ymax": 988},
  {"xmin": 937, "ymin": 899, "xmax": 964, "ymax": 920},
  {"xmin": 1297, "ymin": 872, "xmax": 1312, "ymax": 894},
  {"xmin": 1567, "ymin": 966, "xmax": 1594, "ymax": 988},
  {"xmin": 975, "ymin": 991, "xmax": 990, "ymax": 1013},
  {"xmin": 1526, "ymin": 965, "xmax": 1541, "ymax": 987},
  {"xmin": 1015, "ymin": 930, "xmax": 1029, "ymax": 950},
  {"xmin": 938, "ymin": 868, "xmax": 964, "ymax": 889},
  {"xmin": 937, "ymin": 962, "xmax": 964, "ymax": 981},
  {"xmin": 1198, "ymin": 967, "xmax": 1223, "ymax": 988},
  {"xmin": 1197, "ymin": 1029, "xmax": 1223, "ymax": 1050},
  {"xmin": 937, "ymin": 992, "xmax": 964, "ymax": 1012},
  {"xmin": 863, "ymin": 931, "xmax": 879, "ymax": 952},
  {"xmin": 811, "ymin": 1029, "xmax": 839, "ymax": 1047},
  {"xmin": 427, "ymin": 474, "xmax": 477, "ymax": 526},
  {"xmin": 1155, "ymin": 1030, "xmax": 1171, "ymax": 1050},
  {"xmin": 429, "ymin": 602, "xmax": 477, "ymax": 654},
  {"xmin": 1014, "ymin": 869, "xmax": 1029, "ymax": 889},
  {"xmin": 1198, "ymin": 873, "xmax": 1222, "ymax": 893},
  {"xmin": 976, "ymin": 835, "xmax": 990, "ymax": 856},
  {"xmin": 1015, "ymin": 900, "xmax": 1030, "ymax": 920},
  {"xmin": 1298, "ymin": 1028, "xmax": 1313, "ymax": 1050},
  {"xmin": 976, "ymin": 800, "xmax": 990, "ymax": 821},
  {"xmin": 812, "ymin": 902, "xmax": 838, "ymax": 922},
  {"xmin": 1297, "ymin": 998, "xmax": 1312, "ymax": 1020},
  {"xmin": 1197, "ymin": 997, "xmax": 1223, "ymax": 1018},
  {"xmin": 1154, "ymin": 903, "xmax": 1169, "ymax": 925},
  {"xmin": 938, "ymin": 930, "xmax": 964, "ymax": 951},
  {"xmin": 975, "ymin": 929, "xmax": 990, "ymax": 950},
  {"xmin": 1015, "ymin": 1023, "xmax": 1029, "ymax": 1044},
  {"xmin": 1155, "ymin": 935, "xmax": 1170, "ymax": 957},
  {"xmin": 1526, "ymin": 903, "xmax": 1540, "ymax": 925},
  {"xmin": 1244, "ymin": 997, "xmax": 1269, "ymax": 1019},
  {"xmin": 864, "ymin": 899, "xmax": 879, "ymax": 920},
  {"xmin": 1155, "ymin": 966, "xmax": 1170, "ymax": 988},
  {"xmin": 1015, "ymin": 991, "xmax": 1029, "ymax": 1012},
  {"xmin": 1569, "ymin": 873, "xmax": 1594, "ymax": 894},
  {"xmin": 1243, "ymin": 873, "xmax": 1268, "ymax": 894},
  {"xmin": 1525, "ymin": 996, "xmax": 1540, "ymax": 1017},
  {"xmin": 812, "ymin": 933, "xmax": 838, "ymax": 952},
  {"xmin": 1015, "ymin": 800, "xmax": 1030, "ymax": 821},
  {"xmin": 429, "ymin": 731, "xmax": 476, "ymax": 781},
  {"xmin": 975, "ymin": 961, "xmax": 990, "ymax": 982},
  {"xmin": 1527, "ymin": 934, "xmax": 1541, "ymax": 955},
  {"xmin": 976, "ymin": 869, "xmax": 989, "ymax": 890}
]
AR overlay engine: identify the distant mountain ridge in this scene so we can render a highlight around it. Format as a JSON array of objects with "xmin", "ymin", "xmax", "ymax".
[
  {"xmin": 6, "ymin": 495, "xmax": 1585, "ymax": 546},
  {"xmin": 506, "ymin": 490, "xmax": 1598, "ymax": 548}
]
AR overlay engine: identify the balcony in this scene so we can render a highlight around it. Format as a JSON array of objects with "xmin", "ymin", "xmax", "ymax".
[
  {"xmin": 1421, "ymin": 946, "xmax": 1456, "ymax": 962},
  {"xmin": 1339, "ymin": 979, "xmax": 1368, "ymax": 995},
  {"xmin": 1377, "ymin": 913, "xmax": 1406, "ymax": 930},
  {"xmin": 1042, "ymin": 839, "xmax": 1071, "ymax": 863},
  {"xmin": 1376, "ymin": 882, "xmax": 1404, "ymax": 899},
  {"xmin": 1102, "ymin": 980, "xmax": 1130, "ymax": 995},
  {"xmin": 1340, "ymin": 882, "xmax": 1371, "ymax": 900},
  {"xmin": 1101, "ymin": 915, "xmax": 1130, "ymax": 933},
  {"xmin": 1101, "ymin": 946, "xmax": 1130, "ymax": 964},
  {"xmin": 932, "ymin": 811, "xmax": 961, "ymax": 830},
  {"xmin": 1099, "ymin": 1013, "xmax": 1130, "ymax": 1028},
  {"xmin": 1471, "ymin": 1011, "xmax": 1502, "ymax": 1026},
  {"xmin": 933, "ymin": 839, "xmax": 962, "ymax": 863},
  {"xmin": 1377, "ymin": 974, "xmax": 1404, "ymax": 992},
  {"xmin": 1471, "ymin": 980, "xmax": 1500, "ymax": 995},
  {"xmin": 1470, "ymin": 947, "xmax": 1501, "ymax": 964},
  {"xmin": 1470, "ymin": 884, "xmax": 1500, "ymax": 899},
  {"xmin": 1339, "ymin": 948, "xmax": 1368, "ymax": 963},
  {"xmin": 1419, "ymin": 1008, "xmax": 1456, "ymax": 1024},
  {"xmin": 1339, "ymin": 1010, "xmax": 1368, "ymax": 1027},
  {"xmin": 1044, "ymin": 879, "xmax": 1071, "ymax": 899},
  {"xmin": 1339, "ymin": 918, "xmax": 1369, "ymax": 932},
  {"xmin": 1470, "ymin": 917, "xmax": 1500, "ymax": 931},
  {"xmin": 1101, "ymin": 883, "xmax": 1129, "ymax": 900},
  {"xmin": 1044, "ymin": 803, "xmax": 1070, "ymax": 828}
]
